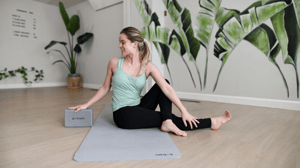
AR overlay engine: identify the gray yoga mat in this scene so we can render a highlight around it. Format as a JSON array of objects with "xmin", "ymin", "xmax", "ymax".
[{"xmin": 73, "ymin": 103, "xmax": 181, "ymax": 162}]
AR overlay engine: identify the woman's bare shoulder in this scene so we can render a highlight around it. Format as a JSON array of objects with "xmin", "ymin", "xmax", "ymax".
[
  {"xmin": 146, "ymin": 62, "xmax": 158, "ymax": 71},
  {"xmin": 109, "ymin": 57, "xmax": 119, "ymax": 67},
  {"xmin": 145, "ymin": 62, "xmax": 158, "ymax": 77}
]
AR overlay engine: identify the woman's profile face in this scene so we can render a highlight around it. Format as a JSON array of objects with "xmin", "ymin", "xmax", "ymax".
[{"xmin": 119, "ymin": 33, "xmax": 137, "ymax": 56}]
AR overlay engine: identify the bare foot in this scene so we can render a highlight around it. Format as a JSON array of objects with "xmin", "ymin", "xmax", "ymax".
[
  {"xmin": 211, "ymin": 110, "xmax": 231, "ymax": 130},
  {"xmin": 161, "ymin": 119, "xmax": 187, "ymax": 137}
]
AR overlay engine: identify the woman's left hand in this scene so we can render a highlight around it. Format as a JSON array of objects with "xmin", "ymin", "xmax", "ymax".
[{"xmin": 181, "ymin": 111, "xmax": 200, "ymax": 129}]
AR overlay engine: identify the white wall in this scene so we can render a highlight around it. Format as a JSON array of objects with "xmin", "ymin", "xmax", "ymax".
[{"xmin": 0, "ymin": 0, "xmax": 69, "ymax": 88}]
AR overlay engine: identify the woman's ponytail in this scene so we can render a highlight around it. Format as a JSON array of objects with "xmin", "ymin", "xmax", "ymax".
[{"xmin": 138, "ymin": 39, "xmax": 151, "ymax": 76}]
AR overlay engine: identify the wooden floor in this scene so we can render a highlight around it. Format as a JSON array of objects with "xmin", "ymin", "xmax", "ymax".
[{"xmin": 0, "ymin": 87, "xmax": 299, "ymax": 168}]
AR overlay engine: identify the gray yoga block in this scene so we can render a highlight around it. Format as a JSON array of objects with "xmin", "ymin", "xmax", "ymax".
[{"xmin": 65, "ymin": 109, "xmax": 93, "ymax": 127}]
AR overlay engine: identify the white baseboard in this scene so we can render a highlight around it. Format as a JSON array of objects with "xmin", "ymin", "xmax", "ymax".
[
  {"xmin": 176, "ymin": 92, "xmax": 300, "ymax": 111},
  {"xmin": 0, "ymin": 82, "xmax": 105, "ymax": 90},
  {"xmin": 0, "ymin": 82, "xmax": 67, "ymax": 89}
]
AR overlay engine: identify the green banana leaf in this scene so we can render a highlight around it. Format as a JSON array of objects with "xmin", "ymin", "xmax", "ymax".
[
  {"xmin": 45, "ymin": 40, "xmax": 71, "ymax": 62},
  {"xmin": 134, "ymin": 0, "xmax": 151, "ymax": 26},
  {"xmin": 148, "ymin": 11, "xmax": 197, "ymax": 87},
  {"xmin": 163, "ymin": 0, "xmax": 202, "ymax": 89},
  {"xmin": 169, "ymin": 29, "xmax": 186, "ymax": 56},
  {"xmin": 163, "ymin": 0, "xmax": 201, "ymax": 61},
  {"xmin": 244, "ymin": 23, "xmax": 289, "ymax": 97},
  {"xmin": 213, "ymin": 1, "xmax": 289, "ymax": 91},
  {"xmin": 59, "ymin": 2, "xmax": 69, "ymax": 29},
  {"xmin": 52, "ymin": 60, "xmax": 70, "ymax": 69},
  {"xmin": 195, "ymin": 0, "xmax": 222, "ymax": 89},
  {"xmin": 149, "ymin": 12, "xmax": 197, "ymax": 87},
  {"xmin": 135, "ymin": 0, "xmax": 175, "ymax": 83},
  {"xmin": 44, "ymin": 41, "xmax": 67, "ymax": 50},
  {"xmin": 153, "ymin": 42, "xmax": 170, "ymax": 64},
  {"xmin": 67, "ymin": 15, "xmax": 80, "ymax": 36},
  {"xmin": 46, "ymin": 49, "xmax": 71, "ymax": 67},
  {"xmin": 215, "ymin": 7, "xmax": 241, "ymax": 28},
  {"xmin": 169, "ymin": 29, "xmax": 197, "ymax": 87},
  {"xmin": 141, "ymin": 20, "xmax": 174, "ymax": 84},
  {"xmin": 196, "ymin": 0, "xmax": 222, "ymax": 48},
  {"xmin": 270, "ymin": 4, "xmax": 300, "ymax": 98},
  {"xmin": 77, "ymin": 33, "xmax": 94, "ymax": 44},
  {"xmin": 74, "ymin": 44, "xmax": 81, "ymax": 53},
  {"xmin": 263, "ymin": 0, "xmax": 300, "ymax": 28},
  {"xmin": 293, "ymin": 0, "xmax": 300, "ymax": 29}
]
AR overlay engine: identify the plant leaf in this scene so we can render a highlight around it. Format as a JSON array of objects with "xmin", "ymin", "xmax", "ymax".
[
  {"xmin": 74, "ymin": 44, "xmax": 82, "ymax": 54},
  {"xmin": 44, "ymin": 41, "xmax": 67, "ymax": 50},
  {"xmin": 140, "ymin": 20, "xmax": 173, "ymax": 83},
  {"xmin": 196, "ymin": 0, "xmax": 222, "ymax": 48},
  {"xmin": 215, "ymin": 7, "xmax": 241, "ymax": 27},
  {"xmin": 52, "ymin": 60, "xmax": 70, "ymax": 70},
  {"xmin": 169, "ymin": 29, "xmax": 186, "ymax": 56},
  {"xmin": 293, "ymin": 0, "xmax": 300, "ymax": 29},
  {"xmin": 213, "ymin": 1, "xmax": 289, "ymax": 91},
  {"xmin": 153, "ymin": 41, "xmax": 170, "ymax": 64},
  {"xmin": 136, "ymin": 1, "xmax": 197, "ymax": 86},
  {"xmin": 263, "ymin": 0, "xmax": 299, "ymax": 28},
  {"xmin": 59, "ymin": 2, "xmax": 69, "ymax": 29},
  {"xmin": 141, "ymin": 22, "xmax": 171, "ymax": 65},
  {"xmin": 67, "ymin": 15, "xmax": 80, "ymax": 36},
  {"xmin": 164, "ymin": 1, "xmax": 201, "ymax": 61},
  {"xmin": 271, "ymin": 4, "xmax": 300, "ymax": 97},
  {"xmin": 77, "ymin": 33, "xmax": 94, "ymax": 44},
  {"xmin": 195, "ymin": 0, "xmax": 223, "ymax": 88},
  {"xmin": 271, "ymin": 4, "xmax": 299, "ymax": 66},
  {"xmin": 134, "ymin": 0, "xmax": 151, "ymax": 26},
  {"xmin": 244, "ymin": 23, "xmax": 289, "ymax": 97},
  {"xmin": 163, "ymin": 0, "xmax": 201, "ymax": 88},
  {"xmin": 143, "ymin": 0, "xmax": 152, "ymax": 16}
]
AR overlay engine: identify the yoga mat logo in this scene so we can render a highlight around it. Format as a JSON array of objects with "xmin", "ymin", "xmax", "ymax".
[
  {"xmin": 72, "ymin": 117, "xmax": 85, "ymax": 120},
  {"xmin": 155, "ymin": 153, "xmax": 173, "ymax": 156}
]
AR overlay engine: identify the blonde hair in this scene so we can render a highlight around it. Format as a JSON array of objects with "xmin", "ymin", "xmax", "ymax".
[{"xmin": 120, "ymin": 27, "xmax": 151, "ymax": 76}]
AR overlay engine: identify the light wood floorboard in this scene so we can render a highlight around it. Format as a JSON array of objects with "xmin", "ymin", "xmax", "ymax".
[{"xmin": 0, "ymin": 87, "xmax": 299, "ymax": 168}]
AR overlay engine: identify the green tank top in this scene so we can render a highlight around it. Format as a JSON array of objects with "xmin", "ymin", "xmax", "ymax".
[{"xmin": 111, "ymin": 57, "xmax": 146, "ymax": 112}]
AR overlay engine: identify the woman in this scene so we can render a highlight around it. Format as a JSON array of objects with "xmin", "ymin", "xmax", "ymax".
[{"xmin": 68, "ymin": 27, "xmax": 231, "ymax": 137}]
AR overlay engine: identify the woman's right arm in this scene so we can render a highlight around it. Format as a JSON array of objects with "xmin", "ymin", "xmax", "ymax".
[{"xmin": 68, "ymin": 58, "xmax": 116, "ymax": 112}]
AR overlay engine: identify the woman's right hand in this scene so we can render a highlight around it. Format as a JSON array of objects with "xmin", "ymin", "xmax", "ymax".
[{"xmin": 68, "ymin": 104, "xmax": 88, "ymax": 113}]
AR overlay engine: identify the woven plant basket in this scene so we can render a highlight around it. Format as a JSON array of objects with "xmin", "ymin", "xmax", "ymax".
[{"xmin": 67, "ymin": 74, "xmax": 82, "ymax": 90}]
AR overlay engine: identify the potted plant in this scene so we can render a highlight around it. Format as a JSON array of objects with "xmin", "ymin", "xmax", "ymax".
[{"xmin": 45, "ymin": 1, "xmax": 93, "ymax": 90}]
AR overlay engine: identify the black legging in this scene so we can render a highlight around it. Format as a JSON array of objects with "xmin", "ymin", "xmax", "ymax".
[{"xmin": 113, "ymin": 79, "xmax": 211, "ymax": 130}]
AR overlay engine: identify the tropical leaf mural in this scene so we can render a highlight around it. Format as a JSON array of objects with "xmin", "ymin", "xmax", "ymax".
[
  {"xmin": 134, "ymin": 0, "xmax": 173, "ymax": 83},
  {"xmin": 244, "ymin": 23, "xmax": 289, "ymax": 97},
  {"xmin": 163, "ymin": 0, "xmax": 203, "ymax": 90},
  {"xmin": 270, "ymin": 2, "xmax": 300, "ymax": 98},
  {"xmin": 195, "ymin": 0, "xmax": 222, "ymax": 89},
  {"xmin": 141, "ymin": 20, "xmax": 174, "ymax": 84},
  {"xmin": 133, "ymin": 0, "xmax": 300, "ymax": 98},
  {"xmin": 135, "ymin": 0, "xmax": 199, "ymax": 87},
  {"xmin": 168, "ymin": 29, "xmax": 197, "ymax": 88},
  {"xmin": 213, "ymin": 1, "xmax": 290, "ymax": 93}
]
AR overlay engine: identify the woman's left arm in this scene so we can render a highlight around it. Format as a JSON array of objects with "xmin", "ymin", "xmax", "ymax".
[{"xmin": 149, "ymin": 63, "xmax": 199, "ymax": 129}]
